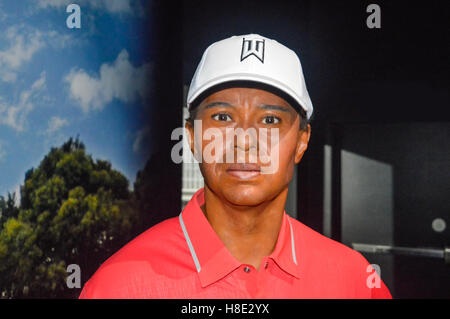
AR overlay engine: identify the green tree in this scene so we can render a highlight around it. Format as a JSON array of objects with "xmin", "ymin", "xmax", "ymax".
[
  {"xmin": 0, "ymin": 137, "xmax": 138, "ymax": 298},
  {"xmin": 0, "ymin": 192, "xmax": 19, "ymax": 229}
]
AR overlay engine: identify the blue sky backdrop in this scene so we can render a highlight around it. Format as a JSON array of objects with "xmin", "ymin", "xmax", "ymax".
[{"xmin": 0, "ymin": 0, "xmax": 154, "ymax": 198}]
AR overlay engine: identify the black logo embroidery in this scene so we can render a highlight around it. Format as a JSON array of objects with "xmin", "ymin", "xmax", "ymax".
[{"xmin": 240, "ymin": 38, "xmax": 265, "ymax": 63}]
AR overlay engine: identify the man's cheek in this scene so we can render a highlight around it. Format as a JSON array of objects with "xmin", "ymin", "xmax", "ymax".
[
  {"xmin": 261, "ymin": 139, "xmax": 297, "ymax": 176},
  {"xmin": 200, "ymin": 163, "xmax": 223, "ymax": 185},
  {"xmin": 261, "ymin": 154, "xmax": 279, "ymax": 175},
  {"xmin": 261, "ymin": 136, "xmax": 299, "ymax": 176}
]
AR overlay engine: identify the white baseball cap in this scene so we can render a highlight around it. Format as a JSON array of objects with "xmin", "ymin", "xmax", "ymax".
[{"xmin": 187, "ymin": 34, "xmax": 313, "ymax": 119}]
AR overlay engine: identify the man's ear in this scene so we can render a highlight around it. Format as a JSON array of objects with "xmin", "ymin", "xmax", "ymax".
[
  {"xmin": 185, "ymin": 121, "xmax": 195, "ymax": 156},
  {"xmin": 294, "ymin": 124, "xmax": 311, "ymax": 164}
]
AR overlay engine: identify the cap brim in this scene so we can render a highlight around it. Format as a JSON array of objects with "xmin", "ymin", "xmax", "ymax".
[{"xmin": 187, "ymin": 74, "xmax": 312, "ymax": 119}]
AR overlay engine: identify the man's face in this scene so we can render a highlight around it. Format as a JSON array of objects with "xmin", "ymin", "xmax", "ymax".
[{"xmin": 186, "ymin": 87, "xmax": 311, "ymax": 206}]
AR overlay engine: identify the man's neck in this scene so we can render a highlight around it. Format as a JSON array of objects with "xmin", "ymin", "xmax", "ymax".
[{"xmin": 202, "ymin": 185, "xmax": 289, "ymax": 270}]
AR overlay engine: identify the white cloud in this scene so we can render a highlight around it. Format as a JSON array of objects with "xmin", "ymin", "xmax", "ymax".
[
  {"xmin": 36, "ymin": 0, "xmax": 68, "ymax": 8},
  {"xmin": 0, "ymin": 25, "xmax": 74, "ymax": 83},
  {"xmin": 46, "ymin": 30, "xmax": 74, "ymax": 49},
  {"xmin": 133, "ymin": 125, "xmax": 150, "ymax": 153},
  {"xmin": 46, "ymin": 116, "xmax": 68, "ymax": 134},
  {"xmin": 0, "ymin": 26, "xmax": 45, "ymax": 82},
  {"xmin": 65, "ymin": 49, "xmax": 152, "ymax": 112},
  {"xmin": 0, "ymin": 72, "xmax": 47, "ymax": 131},
  {"xmin": 13, "ymin": 184, "xmax": 21, "ymax": 206},
  {"xmin": 0, "ymin": 141, "xmax": 6, "ymax": 161},
  {"xmin": 36, "ymin": 0, "xmax": 138, "ymax": 15}
]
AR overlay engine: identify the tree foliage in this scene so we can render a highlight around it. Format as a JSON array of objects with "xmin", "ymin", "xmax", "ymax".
[
  {"xmin": 0, "ymin": 193, "xmax": 19, "ymax": 228},
  {"xmin": 0, "ymin": 137, "xmax": 138, "ymax": 298}
]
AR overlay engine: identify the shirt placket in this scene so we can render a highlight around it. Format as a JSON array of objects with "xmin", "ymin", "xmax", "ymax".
[{"xmin": 237, "ymin": 257, "xmax": 272, "ymax": 298}]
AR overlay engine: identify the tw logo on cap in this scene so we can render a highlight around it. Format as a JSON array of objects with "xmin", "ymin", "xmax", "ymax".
[{"xmin": 240, "ymin": 38, "xmax": 265, "ymax": 63}]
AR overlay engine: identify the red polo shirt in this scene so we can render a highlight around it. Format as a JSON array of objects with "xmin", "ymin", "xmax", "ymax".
[{"xmin": 80, "ymin": 188, "xmax": 391, "ymax": 299}]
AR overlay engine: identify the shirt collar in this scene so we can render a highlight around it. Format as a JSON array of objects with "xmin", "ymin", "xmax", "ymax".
[{"xmin": 179, "ymin": 188, "xmax": 300, "ymax": 288}]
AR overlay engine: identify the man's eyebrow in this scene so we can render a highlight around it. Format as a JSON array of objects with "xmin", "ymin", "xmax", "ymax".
[
  {"xmin": 203, "ymin": 101, "xmax": 233, "ymax": 109},
  {"xmin": 260, "ymin": 104, "xmax": 290, "ymax": 112}
]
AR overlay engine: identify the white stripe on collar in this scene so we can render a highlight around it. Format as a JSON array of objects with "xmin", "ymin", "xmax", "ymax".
[
  {"xmin": 179, "ymin": 211, "xmax": 298, "ymax": 272},
  {"xmin": 179, "ymin": 212, "xmax": 201, "ymax": 273},
  {"xmin": 287, "ymin": 216, "xmax": 298, "ymax": 265}
]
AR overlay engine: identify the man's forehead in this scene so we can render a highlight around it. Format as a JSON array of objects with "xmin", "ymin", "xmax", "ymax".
[{"xmin": 200, "ymin": 87, "xmax": 292, "ymax": 108}]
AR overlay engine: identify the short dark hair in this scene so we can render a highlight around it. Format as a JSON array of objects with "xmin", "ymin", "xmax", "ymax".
[{"xmin": 186, "ymin": 81, "xmax": 310, "ymax": 131}]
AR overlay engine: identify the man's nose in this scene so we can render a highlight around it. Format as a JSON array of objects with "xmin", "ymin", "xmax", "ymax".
[{"xmin": 234, "ymin": 129, "xmax": 258, "ymax": 152}]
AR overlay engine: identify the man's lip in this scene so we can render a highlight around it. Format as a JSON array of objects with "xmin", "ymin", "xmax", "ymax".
[
  {"xmin": 226, "ymin": 163, "xmax": 261, "ymax": 172},
  {"xmin": 226, "ymin": 163, "xmax": 261, "ymax": 179}
]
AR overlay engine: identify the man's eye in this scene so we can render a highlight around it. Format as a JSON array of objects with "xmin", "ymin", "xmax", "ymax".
[
  {"xmin": 212, "ymin": 113, "xmax": 232, "ymax": 122},
  {"xmin": 262, "ymin": 116, "xmax": 280, "ymax": 124}
]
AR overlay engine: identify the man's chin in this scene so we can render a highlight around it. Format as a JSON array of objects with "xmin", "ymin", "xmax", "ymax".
[{"xmin": 221, "ymin": 188, "xmax": 269, "ymax": 207}]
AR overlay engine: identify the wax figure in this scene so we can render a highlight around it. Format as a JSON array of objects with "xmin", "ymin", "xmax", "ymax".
[{"xmin": 80, "ymin": 34, "xmax": 391, "ymax": 298}]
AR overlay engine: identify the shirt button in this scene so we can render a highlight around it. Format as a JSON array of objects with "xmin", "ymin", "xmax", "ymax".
[{"xmin": 244, "ymin": 266, "xmax": 251, "ymax": 273}]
